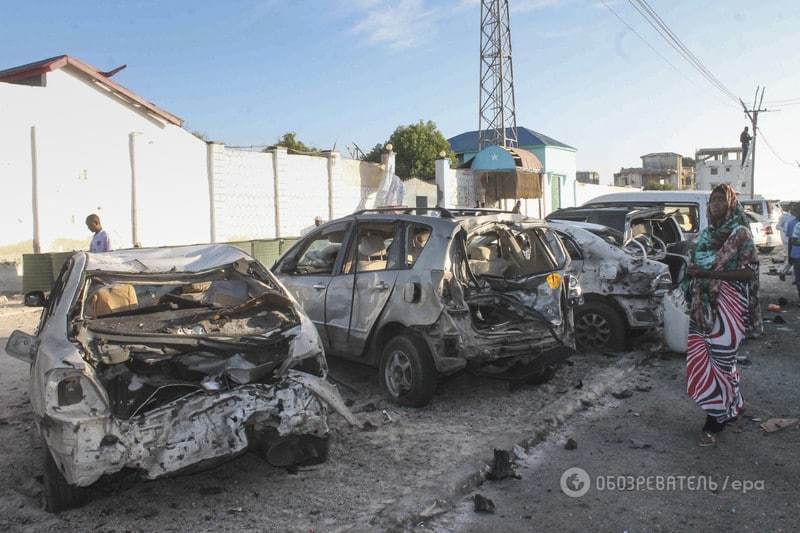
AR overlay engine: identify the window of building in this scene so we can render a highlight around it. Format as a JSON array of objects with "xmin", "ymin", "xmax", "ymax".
[
  {"xmin": 725, "ymin": 167, "xmax": 731, "ymax": 173},
  {"xmin": 710, "ymin": 167, "xmax": 719, "ymax": 175}
]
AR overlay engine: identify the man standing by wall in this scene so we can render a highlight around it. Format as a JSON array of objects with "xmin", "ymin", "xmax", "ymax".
[{"xmin": 86, "ymin": 214, "xmax": 112, "ymax": 252}]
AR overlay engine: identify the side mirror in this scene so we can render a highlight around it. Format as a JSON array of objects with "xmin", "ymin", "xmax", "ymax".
[
  {"xmin": 5, "ymin": 330, "xmax": 38, "ymax": 363},
  {"xmin": 281, "ymin": 258, "xmax": 298, "ymax": 274},
  {"xmin": 24, "ymin": 291, "xmax": 46, "ymax": 307}
]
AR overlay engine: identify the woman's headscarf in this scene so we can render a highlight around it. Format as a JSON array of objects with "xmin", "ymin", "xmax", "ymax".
[{"xmin": 686, "ymin": 183, "xmax": 760, "ymax": 333}]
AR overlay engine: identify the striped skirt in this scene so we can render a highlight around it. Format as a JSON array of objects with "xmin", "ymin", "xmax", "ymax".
[{"xmin": 686, "ymin": 280, "xmax": 747, "ymax": 423}]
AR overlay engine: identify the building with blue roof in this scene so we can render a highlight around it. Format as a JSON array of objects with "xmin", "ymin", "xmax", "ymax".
[{"xmin": 447, "ymin": 126, "xmax": 577, "ymax": 212}]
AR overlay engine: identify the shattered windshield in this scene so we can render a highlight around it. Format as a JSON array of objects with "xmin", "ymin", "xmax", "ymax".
[
  {"xmin": 466, "ymin": 225, "xmax": 559, "ymax": 278},
  {"xmin": 80, "ymin": 260, "xmax": 276, "ymax": 320}
]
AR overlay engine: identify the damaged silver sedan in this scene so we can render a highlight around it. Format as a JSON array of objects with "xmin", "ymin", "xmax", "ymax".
[
  {"xmin": 274, "ymin": 208, "xmax": 581, "ymax": 407},
  {"xmin": 6, "ymin": 245, "xmax": 357, "ymax": 512}
]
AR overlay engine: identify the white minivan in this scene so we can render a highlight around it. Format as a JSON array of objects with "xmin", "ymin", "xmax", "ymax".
[{"xmin": 582, "ymin": 191, "xmax": 712, "ymax": 241}]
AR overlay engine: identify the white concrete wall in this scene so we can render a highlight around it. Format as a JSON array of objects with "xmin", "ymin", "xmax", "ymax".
[
  {"xmin": 0, "ymin": 69, "xmax": 209, "ymax": 251},
  {"xmin": 1, "ymin": 69, "xmax": 391, "ymax": 251},
  {"xmin": 0, "ymin": 82, "xmax": 39, "ymax": 246},
  {"xmin": 209, "ymin": 145, "xmax": 276, "ymax": 242},
  {"xmin": 543, "ymin": 146, "xmax": 577, "ymax": 211},
  {"xmin": 330, "ymin": 156, "xmax": 383, "ymax": 219}
]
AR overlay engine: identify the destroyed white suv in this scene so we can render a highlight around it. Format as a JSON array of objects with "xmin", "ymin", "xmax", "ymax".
[
  {"xmin": 6, "ymin": 245, "xmax": 356, "ymax": 512},
  {"xmin": 275, "ymin": 207, "xmax": 581, "ymax": 407}
]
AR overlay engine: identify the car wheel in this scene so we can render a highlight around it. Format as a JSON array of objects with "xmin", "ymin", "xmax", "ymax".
[
  {"xmin": 42, "ymin": 446, "xmax": 90, "ymax": 512},
  {"xmin": 379, "ymin": 334, "xmax": 437, "ymax": 407},
  {"xmin": 574, "ymin": 301, "xmax": 626, "ymax": 352},
  {"xmin": 757, "ymin": 246, "xmax": 774, "ymax": 254}
]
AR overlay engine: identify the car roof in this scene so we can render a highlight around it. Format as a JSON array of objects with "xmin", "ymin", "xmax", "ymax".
[
  {"xmin": 83, "ymin": 244, "xmax": 252, "ymax": 273},
  {"xmin": 584, "ymin": 191, "xmax": 712, "ymax": 205},
  {"xmin": 319, "ymin": 208, "xmax": 548, "ymax": 232}
]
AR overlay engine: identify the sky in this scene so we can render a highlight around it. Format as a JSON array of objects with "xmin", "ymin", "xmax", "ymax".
[{"xmin": 1, "ymin": 0, "xmax": 799, "ymax": 197}]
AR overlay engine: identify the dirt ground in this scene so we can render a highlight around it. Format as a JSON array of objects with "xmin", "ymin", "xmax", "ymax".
[
  {"xmin": 422, "ymin": 259, "xmax": 800, "ymax": 532},
  {"xmin": 2, "ymin": 257, "xmax": 793, "ymax": 532},
  {"xmin": 0, "ymin": 301, "xmax": 633, "ymax": 532}
]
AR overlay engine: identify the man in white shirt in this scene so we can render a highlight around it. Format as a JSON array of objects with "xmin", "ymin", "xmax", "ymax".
[{"xmin": 86, "ymin": 214, "xmax": 112, "ymax": 252}]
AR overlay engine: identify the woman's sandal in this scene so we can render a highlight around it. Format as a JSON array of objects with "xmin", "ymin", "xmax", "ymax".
[{"xmin": 699, "ymin": 432, "xmax": 717, "ymax": 447}]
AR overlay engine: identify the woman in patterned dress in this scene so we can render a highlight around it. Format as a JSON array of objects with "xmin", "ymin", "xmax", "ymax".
[{"xmin": 685, "ymin": 183, "xmax": 759, "ymax": 446}]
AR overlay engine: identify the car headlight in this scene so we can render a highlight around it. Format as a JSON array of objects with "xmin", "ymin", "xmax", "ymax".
[
  {"xmin": 57, "ymin": 376, "xmax": 83, "ymax": 406},
  {"xmin": 567, "ymin": 275, "xmax": 583, "ymax": 305},
  {"xmin": 45, "ymin": 369, "xmax": 108, "ymax": 417}
]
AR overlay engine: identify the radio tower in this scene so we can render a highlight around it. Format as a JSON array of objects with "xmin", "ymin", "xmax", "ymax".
[{"xmin": 478, "ymin": 0, "xmax": 518, "ymax": 150}]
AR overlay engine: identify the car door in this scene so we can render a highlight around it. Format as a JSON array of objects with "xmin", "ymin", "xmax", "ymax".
[
  {"xmin": 344, "ymin": 220, "xmax": 403, "ymax": 356},
  {"xmin": 273, "ymin": 221, "xmax": 351, "ymax": 351}
]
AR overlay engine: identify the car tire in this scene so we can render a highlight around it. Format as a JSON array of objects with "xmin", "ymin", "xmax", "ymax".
[
  {"xmin": 42, "ymin": 446, "xmax": 90, "ymax": 512},
  {"xmin": 758, "ymin": 246, "xmax": 774, "ymax": 254},
  {"xmin": 379, "ymin": 333, "xmax": 437, "ymax": 407},
  {"xmin": 574, "ymin": 301, "xmax": 626, "ymax": 352}
]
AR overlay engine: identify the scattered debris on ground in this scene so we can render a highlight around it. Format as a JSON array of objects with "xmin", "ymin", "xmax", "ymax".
[
  {"xmin": 486, "ymin": 449, "xmax": 521, "ymax": 480},
  {"xmin": 612, "ymin": 389, "xmax": 633, "ymax": 399},
  {"xmin": 629, "ymin": 438, "xmax": 652, "ymax": 449},
  {"xmin": 564, "ymin": 438, "xmax": 578, "ymax": 450},
  {"xmin": 759, "ymin": 418, "xmax": 799, "ymax": 433},
  {"xmin": 473, "ymin": 494, "xmax": 496, "ymax": 514}
]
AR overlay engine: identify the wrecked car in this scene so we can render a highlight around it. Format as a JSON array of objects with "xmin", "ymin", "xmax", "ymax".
[
  {"xmin": 5, "ymin": 244, "xmax": 357, "ymax": 512},
  {"xmin": 548, "ymin": 205, "xmax": 690, "ymax": 256},
  {"xmin": 273, "ymin": 207, "xmax": 581, "ymax": 407},
  {"xmin": 548, "ymin": 220, "xmax": 686, "ymax": 351}
]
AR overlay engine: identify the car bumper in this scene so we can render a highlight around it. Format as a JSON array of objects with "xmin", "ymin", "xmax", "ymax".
[
  {"xmin": 614, "ymin": 294, "xmax": 664, "ymax": 329},
  {"xmin": 39, "ymin": 373, "xmax": 348, "ymax": 487}
]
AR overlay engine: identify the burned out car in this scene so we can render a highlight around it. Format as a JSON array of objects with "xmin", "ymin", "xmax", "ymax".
[
  {"xmin": 274, "ymin": 207, "xmax": 580, "ymax": 407},
  {"xmin": 547, "ymin": 206, "xmax": 690, "ymax": 256},
  {"xmin": 5, "ymin": 245, "xmax": 357, "ymax": 512},
  {"xmin": 548, "ymin": 220, "xmax": 685, "ymax": 351}
]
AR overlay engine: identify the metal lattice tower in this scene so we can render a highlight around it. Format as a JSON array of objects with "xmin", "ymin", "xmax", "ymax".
[{"xmin": 478, "ymin": 0, "xmax": 518, "ymax": 150}]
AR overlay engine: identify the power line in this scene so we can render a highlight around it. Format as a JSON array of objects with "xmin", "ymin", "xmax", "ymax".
[
  {"xmin": 757, "ymin": 127, "xmax": 800, "ymax": 169},
  {"xmin": 625, "ymin": 0, "xmax": 740, "ymax": 105},
  {"xmin": 598, "ymin": 0, "xmax": 692, "ymax": 84}
]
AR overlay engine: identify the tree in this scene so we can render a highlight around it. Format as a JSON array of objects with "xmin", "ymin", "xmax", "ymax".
[
  {"xmin": 379, "ymin": 121, "xmax": 455, "ymax": 179},
  {"xmin": 274, "ymin": 132, "xmax": 318, "ymax": 154}
]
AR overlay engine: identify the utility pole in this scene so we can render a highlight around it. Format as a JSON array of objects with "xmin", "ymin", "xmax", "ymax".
[{"xmin": 739, "ymin": 86, "xmax": 773, "ymax": 199}]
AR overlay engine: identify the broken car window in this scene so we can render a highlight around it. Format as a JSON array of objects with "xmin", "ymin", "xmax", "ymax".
[
  {"xmin": 355, "ymin": 222, "xmax": 400, "ymax": 272},
  {"xmin": 292, "ymin": 226, "xmax": 348, "ymax": 275},
  {"xmin": 405, "ymin": 224, "xmax": 432, "ymax": 268},
  {"xmin": 467, "ymin": 226, "xmax": 557, "ymax": 278}
]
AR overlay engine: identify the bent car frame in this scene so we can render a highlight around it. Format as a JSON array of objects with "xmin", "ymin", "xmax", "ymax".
[
  {"xmin": 274, "ymin": 207, "xmax": 581, "ymax": 407},
  {"xmin": 6, "ymin": 244, "xmax": 357, "ymax": 512}
]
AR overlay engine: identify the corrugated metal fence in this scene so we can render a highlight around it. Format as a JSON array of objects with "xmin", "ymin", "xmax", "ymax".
[{"xmin": 22, "ymin": 237, "xmax": 300, "ymax": 293}]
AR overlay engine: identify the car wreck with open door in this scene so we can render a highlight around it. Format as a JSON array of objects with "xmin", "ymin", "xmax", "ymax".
[
  {"xmin": 547, "ymin": 219, "xmax": 686, "ymax": 351},
  {"xmin": 274, "ymin": 207, "xmax": 581, "ymax": 407},
  {"xmin": 5, "ymin": 244, "xmax": 358, "ymax": 512}
]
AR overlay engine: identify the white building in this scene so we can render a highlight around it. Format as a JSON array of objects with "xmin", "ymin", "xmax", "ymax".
[
  {"xmin": 0, "ymin": 55, "xmax": 389, "ymax": 255},
  {"xmin": 0, "ymin": 55, "xmax": 210, "ymax": 252},
  {"xmin": 695, "ymin": 147, "xmax": 752, "ymax": 193}
]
